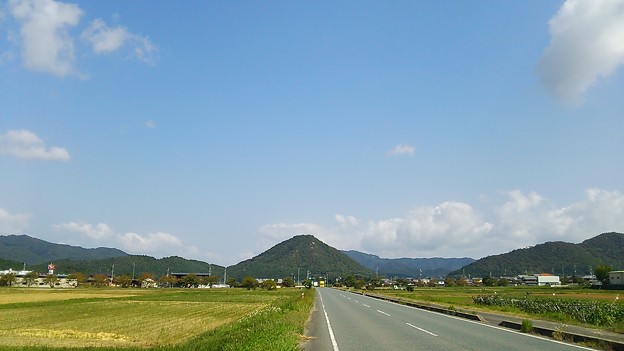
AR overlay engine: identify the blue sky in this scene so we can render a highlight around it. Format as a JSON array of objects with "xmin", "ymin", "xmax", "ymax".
[{"xmin": 1, "ymin": 1, "xmax": 624, "ymax": 267}]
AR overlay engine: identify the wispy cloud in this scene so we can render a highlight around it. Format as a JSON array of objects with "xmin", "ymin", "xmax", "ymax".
[
  {"xmin": 81, "ymin": 19, "xmax": 159, "ymax": 64},
  {"xmin": 386, "ymin": 144, "xmax": 415, "ymax": 157},
  {"xmin": 258, "ymin": 189, "xmax": 624, "ymax": 259},
  {"xmin": 0, "ymin": 130, "xmax": 70, "ymax": 161},
  {"xmin": 537, "ymin": 0, "xmax": 624, "ymax": 105},
  {"xmin": 0, "ymin": 208, "xmax": 32, "ymax": 234},
  {"xmin": 145, "ymin": 119, "xmax": 156, "ymax": 129}
]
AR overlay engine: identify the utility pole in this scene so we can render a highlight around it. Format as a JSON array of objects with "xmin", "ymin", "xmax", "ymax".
[{"xmin": 111, "ymin": 264, "xmax": 115, "ymax": 284}]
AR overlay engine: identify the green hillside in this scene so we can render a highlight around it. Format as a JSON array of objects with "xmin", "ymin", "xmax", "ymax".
[
  {"xmin": 449, "ymin": 232, "xmax": 624, "ymax": 277},
  {"xmin": 228, "ymin": 235, "xmax": 373, "ymax": 280},
  {"xmin": 0, "ymin": 235, "xmax": 127, "ymax": 265},
  {"xmin": 343, "ymin": 250, "xmax": 474, "ymax": 278},
  {"xmin": 29, "ymin": 255, "xmax": 225, "ymax": 278},
  {"xmin": 0, "ymin": 258, "xmax": 24, "ymax": 271}
]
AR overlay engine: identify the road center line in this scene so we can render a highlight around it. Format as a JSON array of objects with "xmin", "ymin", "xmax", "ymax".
[
  {"xmin": 376, "ymin": 309, "xmax": 391, "ymax": 316},
  {"xmin": 319, "ymin": 291, "xmax": 340, "ymax": 351},
  {"xmin": 406, "ymin": 323, "xmax": 439, "ymax": 337},
  {"xmin": 362, "ymin": 303, "xmax": 370, "ymax": 308}
]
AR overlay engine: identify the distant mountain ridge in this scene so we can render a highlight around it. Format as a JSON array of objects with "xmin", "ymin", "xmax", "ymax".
[
  {"xmin": 343, "ymin": 250, "xmax": 475, "ymax": 278},
  {"xmin": 0, "ymin": 234, "xmax": 224, "ymax": 277},
  {"xmin": 449, "ymin": 232, "xmax": 624, "ymax": 277},
  {"xmin": 29, "ymin": 255, "xmax": 225, "ymax": 278},
  {"xmin": 0, "ymin": 234, "xmax": 128, "ymax": 265},
  {"xmin": 228, "ymin": 235, "xmax": 373, "ymax": 280},
  {"xmin": 2, "ymin": 232, "xmax": 622, "ymax": 280}
]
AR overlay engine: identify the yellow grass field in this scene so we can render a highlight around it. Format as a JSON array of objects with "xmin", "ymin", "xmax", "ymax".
[{"xmin": 0, "ymin": 288, "xmax": 282, "ymax": 348}]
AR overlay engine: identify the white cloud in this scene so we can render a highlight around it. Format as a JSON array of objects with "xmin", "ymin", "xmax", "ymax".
[
  {"xmin": 54, "ymin": 222, "xmax": 114, "ymax": 240},
  {"xmin": 0, "ymin": 208, "xmax": 32, "ymax": 234},
  {"xmin": 386, "ymin": 144, "xmax": 415, "ymax": 157},
  {"xmin": 81, "ymin": 18, "xmax": 159, "ymax": 64},
  {"xmin": 0, "ymin": 130, "xmax": 70, "ymax": 161},
  {"xmin": 54, "ymin": 221, "xmax": 200, "ymax": 259},
  {"xmin": 81, "ymin": 19, "xmax": 128, "ymax": 53},
  {"xmin": 118, "ymin": 231, "xmax": 182, "ymax": 252},
  {"xmin": 145, "ymin": 119, "xmax": 156, "ymax": 129},
  {"xmin": 538, "ymin": 0, "xmax": 624, "ymax": 105},
  {"xmin": 257, "ymin": 188, "xmax": 624, "ymax": 260},
  {"xmin": 9, "ymin": 0, "xmax": 83, "ymax": 76}
]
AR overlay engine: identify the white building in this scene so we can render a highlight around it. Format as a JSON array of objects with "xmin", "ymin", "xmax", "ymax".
[
  {"xmin": 609, "ymin": 271, "xmax": 624, "ymax": 286},
  {"xmin": 536, "ymin": 274, "xmax": 560, "ymax": 286}
]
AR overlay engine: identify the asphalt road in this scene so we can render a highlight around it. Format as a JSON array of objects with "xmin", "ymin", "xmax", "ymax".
[{"xmin": 304, "ymin": 288, "xmax": 596, "ymax": 351}]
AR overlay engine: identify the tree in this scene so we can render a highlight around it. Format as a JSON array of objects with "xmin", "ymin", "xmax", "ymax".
[
  {"xmin": 24, "ymin": 271, "xmax": 39, "ymax": 287},
  {"xmin": 45, "ymin": 274, "xmax": 59, "ymax": 288},
  {"xmin": 183, "ymin": 273, "xmax": 200, "ymax": 288},
  {"xmin": 482, "ymin": 276, "xmax": 497, "ymax": 287},
  {"xmin": 497, "ymin": 278, "xmax": 509, "ymax": 287},
  {"xmin": 595, "ymin": 264, "xmax": 613, "ymax": 284},
  {"xmin": 68, "ymin": 272, "xmax": 87, "ymax": 286},
  {"xmin": 115, "ymin": 275, "xmax": 132, "ymax": 288},
  {"xmin": 204, "ymin": 275, "xmax": 219, "ymax": 287},
  {"xmin": 159, "ymin": 274, "xmax": 177, "ymax": 288},
  {"xmin": 302, "ymin": 279, "xmax": 313, "ymax": 289},
  {"xmin": 343, "ymin": 275, "xmax": 356, "ymax": 288},
  {"xmin": 2, "ymin": 273, "xmax": 16, "ymax": 287},
  {"xmin": 444, "ymin": 277, "xmax": 456, "ymax": 287},
  {"xmin": 261, "ymin": 279, "xmax": 277, "ymax": 290},
  {"xmin": 92, "ymin": 274, "xmax": 109, "ymax": 287},
  {"xmin": 282, "ymin": 277, "xmax": 295, "ymax": 288},
  {"xmin": 226, "ymin": 277, "xmax": 237, "ymax": 288},
  {"xmin": 367, "ymin": 277, "xmax": 383, "ymax": 290},
  {"xmin": 241, "ymin": 276, "xmax": 257, "ymax": 290}
]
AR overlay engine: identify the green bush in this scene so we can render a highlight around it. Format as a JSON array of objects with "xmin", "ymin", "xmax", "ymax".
[{"xmin": 521, "ymin": 319, "xmax": 533, "ymax": 333}]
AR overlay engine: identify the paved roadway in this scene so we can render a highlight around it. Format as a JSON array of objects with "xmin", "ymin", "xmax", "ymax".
[{"xmin": 304, "ymin": 288, "xmax": 596, "ymax": 351}]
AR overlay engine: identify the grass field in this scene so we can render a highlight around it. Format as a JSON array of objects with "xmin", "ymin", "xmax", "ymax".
[
  {"xmin": 0, "ymin": 287, "xmax": 314, "ymax": 350},
  {"xmin": 364, "ymin": 286, "xmax": 623, "ymax": 333}
]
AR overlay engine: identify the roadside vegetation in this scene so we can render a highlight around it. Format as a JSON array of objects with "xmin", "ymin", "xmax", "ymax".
[{"xmin": 0, "ymin": 287, "xmax": 314, "ymax": 350}]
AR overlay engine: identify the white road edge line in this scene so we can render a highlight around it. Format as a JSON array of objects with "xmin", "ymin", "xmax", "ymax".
[
  {"xmin": 319, "ymin": 291, "xmax": 340, "ymax": 351},
  {"xmin": 376, "ymin": 309, "xmax": 391, "ymax": 316},
  {"xmin": 406, "ymin": 322, "xmax": 439, "ymax": 337}
]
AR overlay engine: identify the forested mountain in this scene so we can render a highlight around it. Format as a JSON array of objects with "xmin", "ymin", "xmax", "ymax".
[
  {"xmin": 343, "ymin": 250, "xmax": 474, "ymax": 278},
  {"xmin": 0, "ymin": 235, "xmax": 127, "ymax": 265},
  {"xmin": 449, "ymin": 232, "xmax": 624, "ymax": 278},
  {"xmin": 0, "ymin": 258, "xmax": 23, "ymax": 271},
  {"xmin": 228, "ymin": 235, "xmax": 373, "ymax": 280},
  {"xmin": 28, "ymin": 255, "xmax": 225, "ymax": 278}
]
